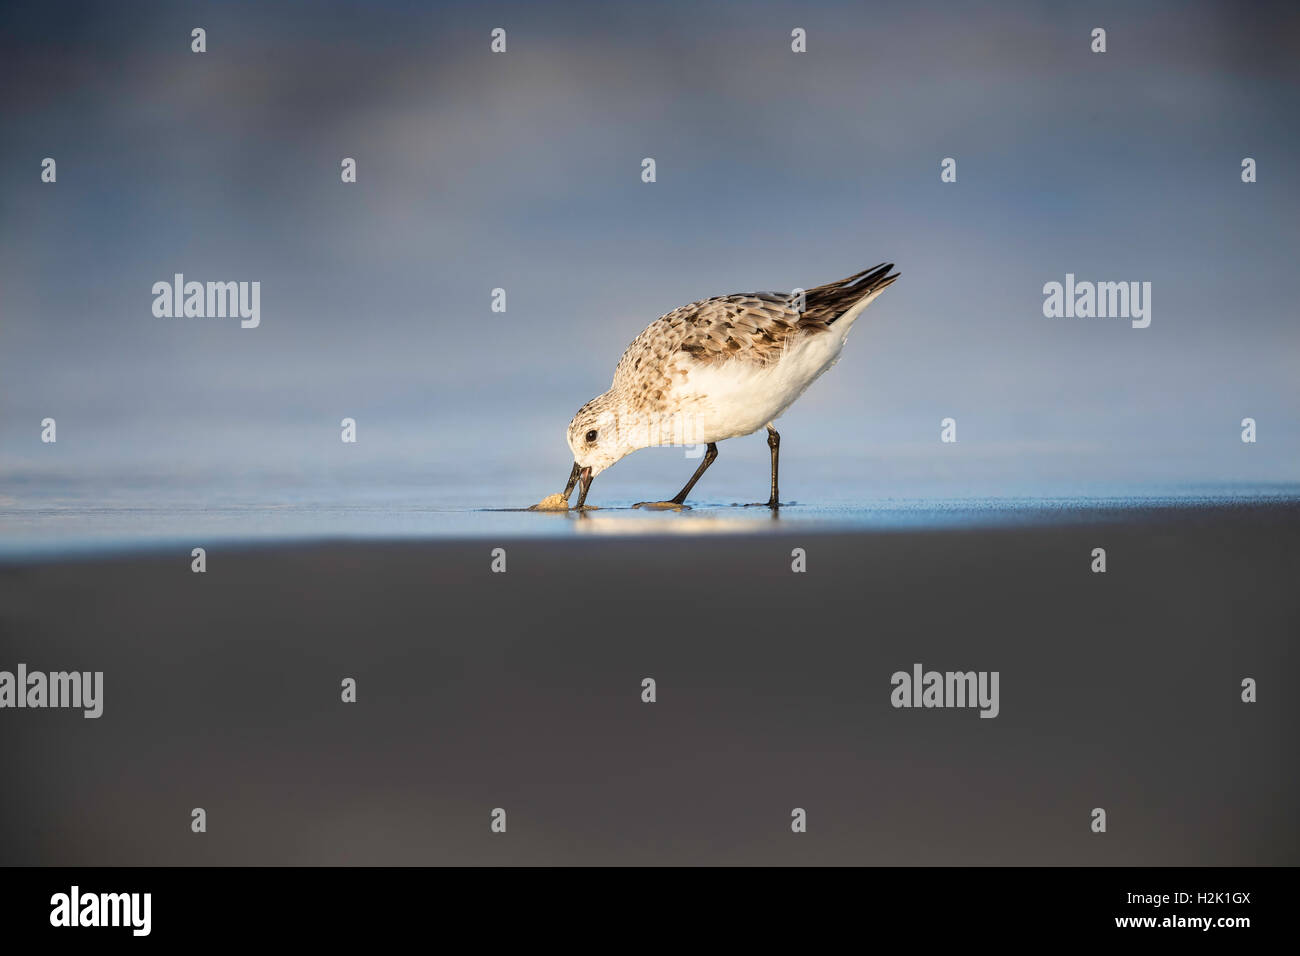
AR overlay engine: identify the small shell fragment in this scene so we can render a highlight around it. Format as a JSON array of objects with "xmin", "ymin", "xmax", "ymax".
[{"xmin": 530, "ymin": 493, "xmax": 571, "ymax": 511}]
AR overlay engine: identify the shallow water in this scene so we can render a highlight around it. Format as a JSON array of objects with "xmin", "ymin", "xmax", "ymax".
[{"xmin": 2, "ymin": 475, "xmax": 1297, "ymax": 559}]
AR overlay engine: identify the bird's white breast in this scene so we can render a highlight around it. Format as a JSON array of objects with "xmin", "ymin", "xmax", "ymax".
[{"xmin": 672, "ymin": 328, "xmax": 849, "ymax": 443}]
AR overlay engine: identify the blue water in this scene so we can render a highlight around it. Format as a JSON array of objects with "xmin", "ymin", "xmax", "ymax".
[{"xmin": 2, "ymin": 471, "xmax": 1296, "ymax": 559}]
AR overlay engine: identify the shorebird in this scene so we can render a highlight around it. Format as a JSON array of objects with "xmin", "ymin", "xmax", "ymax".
[{"xmin": 560, "ymin": 263, "xmax": 899, "ymax": 510}]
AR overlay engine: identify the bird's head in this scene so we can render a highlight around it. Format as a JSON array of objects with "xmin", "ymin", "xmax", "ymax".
[
  {"xmin": 560, "ymin": 392, "xmax": 642, "ymax": 505},
  {"xmin": 567, "ymin": 393, "xmax": 640, "ymax": 478}
]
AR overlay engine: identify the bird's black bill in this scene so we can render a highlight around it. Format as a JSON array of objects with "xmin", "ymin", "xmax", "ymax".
[
  {"xmin": 574, "ymin": 466, "xmax": 594, "ymax": 509},
  {"xmin": 562, "ymin": 462, "xmax": 582, "ymax": 499}
]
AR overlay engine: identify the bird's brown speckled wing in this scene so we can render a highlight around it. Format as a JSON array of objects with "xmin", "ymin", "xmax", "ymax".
[
  {"xmin": 610, "ymin": 264, "xmax": 898, "ymax": 411},
  {"xmin": 663, "ymin": 293, "xmax": 804, "ymax": 363},
  {"xmin": 609, "ymin": 295, "xmax": 798, "ymax": 410}
]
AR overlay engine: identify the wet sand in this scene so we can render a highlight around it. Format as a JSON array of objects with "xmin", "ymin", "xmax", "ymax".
[{"xmin": 0, "ymin": 501, "xmax": 1296, "ymax": 865}]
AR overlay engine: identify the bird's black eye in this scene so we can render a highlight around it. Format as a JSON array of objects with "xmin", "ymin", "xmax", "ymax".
[{"xmin": 585, "ymin": 429, "xmax": 598, "ymax": 443}]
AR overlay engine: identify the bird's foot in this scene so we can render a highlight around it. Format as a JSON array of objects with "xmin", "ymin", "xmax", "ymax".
[
  {"xmin": 633, "ymin": 501, "xmax": 691, "ymax": 511},
  {"xmin": 740, "ymin": 499, "xmax": 781, "ymax": 509}
]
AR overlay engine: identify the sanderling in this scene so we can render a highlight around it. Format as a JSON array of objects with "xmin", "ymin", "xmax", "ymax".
[{"xmin": 560, "ymin": 263, "xmax": 899, "ymax": 510}]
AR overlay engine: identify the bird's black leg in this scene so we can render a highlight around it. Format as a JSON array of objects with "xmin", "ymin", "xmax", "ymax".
[
  {"xmin": 767, "ymin": 425, "xmax": 780, "ymax": 507},
  {"xmin": 743, "ymin": 424, "xmax": 781, "ymax": 509},
  {"xmin": 634, "ymin": 442, "xmax": 718, "ymax": 510}
]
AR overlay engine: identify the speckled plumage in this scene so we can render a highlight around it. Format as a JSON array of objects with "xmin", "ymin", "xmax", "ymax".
[
  {"xmin": 565, "ymin": 263, "xmax": 899, "ymax": 492},
  {"xmin": 586, "ymin": 264, "xmax": 898, "ymax": 416}
]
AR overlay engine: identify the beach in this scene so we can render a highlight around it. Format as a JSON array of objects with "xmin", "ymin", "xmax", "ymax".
[{"xmin": 1, "ymin": 500, "xmax": 1295, "ymax": 865}]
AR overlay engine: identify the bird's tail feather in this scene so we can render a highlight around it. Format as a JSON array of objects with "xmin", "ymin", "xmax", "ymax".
[{"xmin": 800, "ymin": 262, "xmax": 899, "ymax": 326}]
